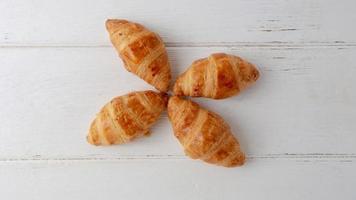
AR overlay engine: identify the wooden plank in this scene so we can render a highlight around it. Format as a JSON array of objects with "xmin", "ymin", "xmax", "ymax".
[
  {"xmin": 1, "ymin": 0, "xmax": 356, "ymax": 45},
  {"xmin": 0, "ymin": 160, "xmax": 355, "ymax": 200},
  {"xmin": 0, "ymin": 46, "xmax": 355, "ymax": 159}
]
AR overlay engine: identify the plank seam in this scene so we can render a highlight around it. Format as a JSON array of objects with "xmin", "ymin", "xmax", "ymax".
[
  {"xmin": 0, "ymin": 153, "xmax": 354, "ymax": 162},
  {"xmin": 0, "ymin": 42, "xmax": 356, "ymax": 48}
]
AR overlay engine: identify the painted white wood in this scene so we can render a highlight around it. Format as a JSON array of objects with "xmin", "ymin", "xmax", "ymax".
[
  {"xmin": 1, "ymin": 1, "xmax": 356, "ymax": 199},
  {"xmin": 1, "ymin": 46, "xmax": 355, "ymax": 159},
  {"xmin": 1, "ymin": 0, "xmax": 356, "ymax": 45},
  {"xmin": 0, "ymin": 160, "xmax": 355, "ymax": 200}
]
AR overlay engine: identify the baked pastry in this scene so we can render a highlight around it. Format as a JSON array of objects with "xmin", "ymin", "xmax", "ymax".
[
  {"xmin": 173, "ymin": 53, "xmax": 259, "ymax": 99},
  {"xmin": 167, "ymin": 96, "xmax": 245, "ymax": 167},
  {"xmin": 87, "ymin": 91, "xmax": 167, "ymax": 145},
  {"xmin": 106, "ymin": 19, "xmax": 171, "ymax": 92}
]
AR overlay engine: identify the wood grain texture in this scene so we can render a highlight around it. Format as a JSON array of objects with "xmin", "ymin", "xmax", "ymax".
[
  {"xmin": 0, "ymin": 46, "xmax": 355, "ymax": 159},
  {"xmin": 0, "ymin": 160, "xmax": 355, "ymax": 200},
  {"xmin": 1, "ymin": 0, "xmax": 356, "ymax": 199},
  {"xmin": 1, "ymin": 0, "xmax": 356, "ymax": 45}
]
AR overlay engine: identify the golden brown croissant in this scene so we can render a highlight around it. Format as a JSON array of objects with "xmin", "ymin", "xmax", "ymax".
[
  {"xmin": 106, "ymin": 19, "xmax": 171, "ymax": 92},
  {"xmin": 167, "ymin": 96, "xmax": 245, "ymax": 167},
  {"xmin": 173, "ymin": 53, "xmax": 259, "ymax": 99},
  {"xmin": 87, "ymin": 91, "xmax": 167, "ymax": 145}
]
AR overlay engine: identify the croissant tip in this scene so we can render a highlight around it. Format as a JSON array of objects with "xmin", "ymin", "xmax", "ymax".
[
  {"xmin": 225, "ymin": 153, "xmax": 246, "ymax": 167},
  {"xmin": 172, "ymin": 86, "xmax": 181, "ymax": 96},
  {"xmin": 159, "ymin": 92, "xmax": 169, "ymax": 106},
  {"xmin": 86, "ymin": 134, "xmax": 95, "ymax": 145},
  {"xmin": 168, "ymin": 95, "xmax": 180, "ymax": 104},
  {"xmin": 106, "ymin": 19, "xmax": 128, "ymax": 23},
  {"xmin": 87, "ymin": 131, "xmax": 100, "ymax": 146},
  {"xmin": 105, "ymin": 19, "xmax": 129, "ymax": 30},
  {"xmin": 252, "ymin": 67, "xmax": 260, "ymax": 82}
]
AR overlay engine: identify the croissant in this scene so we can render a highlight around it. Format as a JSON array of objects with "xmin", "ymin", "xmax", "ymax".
[
  {"xmin": 106, "ymin": 19, "xmax": 171, "ymax": 92},
  {"xmin": 173, "ymin": 53, "xmax": 259, "ymax": 99},
  {"xmin": 167, "ymin": 96, "xmax": 245, "ymax": 167},
  {"xmin": 87, "ymin": 91, "xmax": 167, "ymax": 145}
]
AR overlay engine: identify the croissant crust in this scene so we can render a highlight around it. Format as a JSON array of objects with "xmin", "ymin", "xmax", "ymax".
[
  {"xmin": 173, "ymin": 53, "xmax": 259, "ymax": 99},
  {"xmin": 106, "ymin": 19, "xmax": 171, "ymax": 92},
  {"xmin": 167, "ymin": 96, "xmax": 245, "ymax": 167},
  {"xmin": 88, "ymin": 91, "xmax": 167, "ymax": 145}
]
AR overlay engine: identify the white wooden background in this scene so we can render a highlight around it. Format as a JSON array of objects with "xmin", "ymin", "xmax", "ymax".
[{"xmin": 1, "ymin": 0, "xmax": 356, "ymax": 199}]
